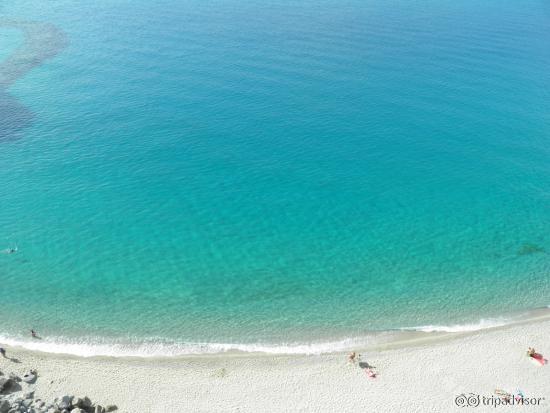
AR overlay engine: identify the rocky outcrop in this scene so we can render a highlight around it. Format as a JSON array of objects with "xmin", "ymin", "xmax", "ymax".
[
  {"xmin": 0, "ymin": 369, "xmax": 117, "ymax": 413},
  {"xmin": 0, "ymin": 377, "xmax": 13, "ymax": 392},
  {"xmin": 0, "ymin": 399, "xmax": 10, "ymax": 413}
]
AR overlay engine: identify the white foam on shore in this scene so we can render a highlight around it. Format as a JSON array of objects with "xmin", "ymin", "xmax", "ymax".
[
  {"xmin": 0, "ymin": 334, "xmax": 369, "ymax": 358},
  {"xmin": 0, "ymin": 319, "xmax": 508, "ymax": 358},
  {"xmin": 3, "ymin": 310, "xmax": 549, "ymax": 358},
  {"xmin": 402, "ymin": 317, "xmax": 512, "ymax": 333}
]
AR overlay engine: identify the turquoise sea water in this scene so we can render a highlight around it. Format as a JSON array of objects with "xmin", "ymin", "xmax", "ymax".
[{"xmin": 1, "ymin": 0, "xmax": 549, "ymax": 355}]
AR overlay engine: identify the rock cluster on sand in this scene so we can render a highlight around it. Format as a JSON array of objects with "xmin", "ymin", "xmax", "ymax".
[{"xmin": 0, "ymin": 370, "xmax": 117, "ymax": 413}]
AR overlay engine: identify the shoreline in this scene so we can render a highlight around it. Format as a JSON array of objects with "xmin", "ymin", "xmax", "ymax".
[
  {"xmin": 2, "ymin": 306, "xmax": 550, "ymax": 359},
  {"xmin": 2, "ymin": 317, "xmax": 550, "ymax": 412}
]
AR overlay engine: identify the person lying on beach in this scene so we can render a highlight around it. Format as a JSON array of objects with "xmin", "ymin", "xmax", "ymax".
[
  {"xmin": 526, "ymin": 348, "xmax": 547, "ymax": 365},
  {"xmin": 348, "ymin": 352, "xmax": 359, "ymax": 363}
]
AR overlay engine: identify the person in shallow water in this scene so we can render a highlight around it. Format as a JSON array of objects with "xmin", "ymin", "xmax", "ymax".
[
  {"xmin": 0, "ymin": 347, "xmax": 5, "ymax": 357},
  {"xmin": 31, "ymin": 329, "xmax": 38, "ymax": 338}
]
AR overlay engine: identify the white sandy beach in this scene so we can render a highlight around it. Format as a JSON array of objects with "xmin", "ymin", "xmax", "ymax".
[{"xmin": 1, "ymin": 319, "xmax": 549, "ymax": 413}]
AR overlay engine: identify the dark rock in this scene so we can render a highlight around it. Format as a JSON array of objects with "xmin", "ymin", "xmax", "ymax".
[
  {"xmin": 0, "ymin": 399, "xmax": 10, "ymax": 413},
  {"xmin": 56, "ymin": 396, "xmax": 72, "ymax": 410},
  {"xmin": 0, "ymin": 377, "xmax": 13, "ymax": 392},
  {"xmin": 79, "ymin": 398, "xmax": 91, "ymax": 409},
  {"xmin": 7, "ymin": 375, "xmax": 19, "ymax": 383},
  {"xmin": 70, "ymin": 399, "xmax": 82, "ymax": 409}
]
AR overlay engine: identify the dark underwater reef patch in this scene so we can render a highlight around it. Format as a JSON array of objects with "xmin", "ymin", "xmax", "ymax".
[
  {"xmin": 0, "ymin": 91, "xmax": 34, "ymax": 141},
  {"xmin": 517, "ymin": 243, "xmax": 545, "ymax": 256},
  {"xmin": 0, "ymin": 20, "xmax": 67, "ymax": 141}
]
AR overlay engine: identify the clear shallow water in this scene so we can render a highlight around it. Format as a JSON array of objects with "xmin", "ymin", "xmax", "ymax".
[{"xmin": 0, "ymin": 0, "xmax": 549, "ymax": 355}]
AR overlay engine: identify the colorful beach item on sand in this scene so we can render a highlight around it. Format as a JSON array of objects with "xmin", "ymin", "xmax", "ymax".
[{"xmin": 530, "ymin": 353, "xmax": 547, "ymax": 366}]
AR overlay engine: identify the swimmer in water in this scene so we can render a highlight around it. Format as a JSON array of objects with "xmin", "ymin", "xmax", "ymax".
[{"xmin": 2, "ymin": 246, "xmax": 17, "ymax": 254}]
